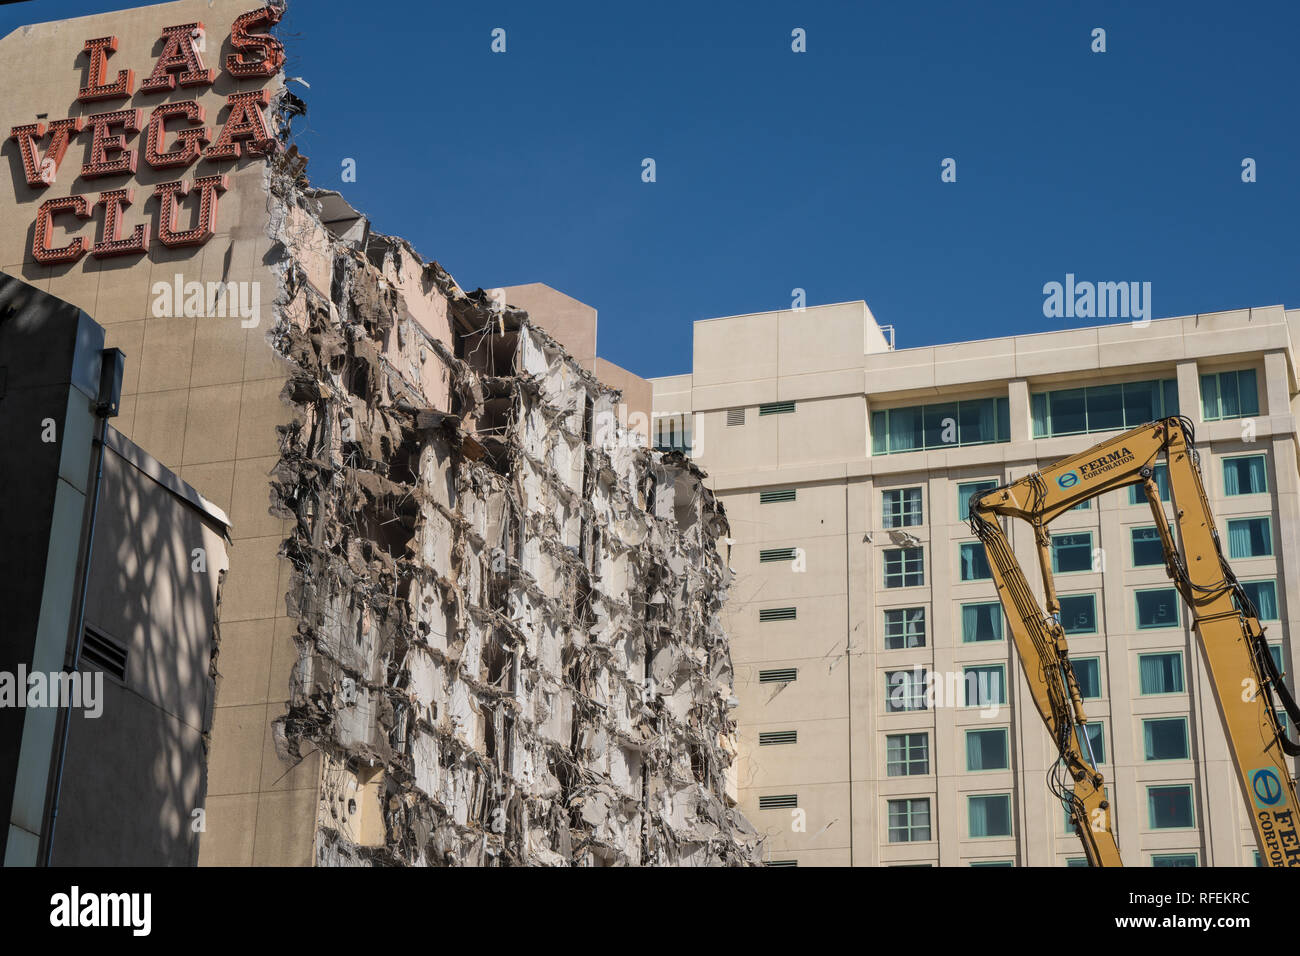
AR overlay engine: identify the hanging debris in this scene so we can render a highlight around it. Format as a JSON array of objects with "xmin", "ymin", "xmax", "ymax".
[{"xmin": 262, "ymin": 172, "xmax": 761, "ymax": 866}]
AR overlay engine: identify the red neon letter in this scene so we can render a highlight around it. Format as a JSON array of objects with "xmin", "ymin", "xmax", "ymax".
[
  {"xmin": 33, "ymin": 195, "xmax": 92, "ymax": 264},
  {"xmin": 82, "ymin": 109, "xmax": 143, "ymax": 179},
  {"xmin": 206, "ymin": 90, "xmax": 276, "ymax": 160},
  {"xmin": 79, "ymin": 36, "xmax": 134, "ymax": 102},
  {"xmin": 145, "ymin": 101, "xmax": 210, "ymax": 169},
  {"xmin": 92, "ymin": 189, "xmax": 150, "ymax": 259},
  {"xmin": 9, "ymin": 118, "xmax": 85, "ymax": 188},
  {"xmin": 154, "ymin": 175, "xmax": 228, "ymax": 248},
  {"xmin": 227, "ymin": 6, "xmax": 286, "ymax": 78},
  {"xmin": 140, "ymin": 22, "xmax": 215, "ymax": 93}
]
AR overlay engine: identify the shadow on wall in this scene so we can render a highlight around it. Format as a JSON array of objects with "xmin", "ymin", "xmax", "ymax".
[{"xmin": 51, "ymin": 431, "xmax": 228, "ymax": 866}]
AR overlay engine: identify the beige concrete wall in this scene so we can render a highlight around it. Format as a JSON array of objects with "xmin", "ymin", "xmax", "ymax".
[
  {"xmin": 501, "ymin": 283, "xmax": 597, "ymax": 369},
  {"xmin": 0, "ymin": 0, "xmax": 310, "ymax": 865},
  {"xmin": 656, "ymin": 302, "xmax": 1300, "ymax": 866}
]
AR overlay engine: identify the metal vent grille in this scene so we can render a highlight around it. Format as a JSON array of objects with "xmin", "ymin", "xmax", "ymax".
[
  {"xmin": 759, "ymin": 668, "xmax": 798, "ymax": 683},
  {"xmin": 759, "ymin": 607, "xmax": 797, "ymax": 623},
  {"xmin": 759, "ymin": 730, "xmax": 798, "ymax": 746},
  {"xmin": 726, "ymin": 408, "xmax": 745, "ymax": 427},
  {"xmin": 765, "ymin": 859, "xmax": 799, "ymax": 867},
  {"xmin": 758, "ymin": 794, "xmax": 799, "ymax": 809},
  {"xmin": 760, "ymin": 488, "xmax": 796, "ymax": 504},
  {"xmin": 759, "ymin": 547, "xmax": 798, "ymax": 563},
  {"xmin": 759, "ymin": 401, "xmax": 796, "ymax": 416},
  {"xmin": 81, "ymin": 627, "xmax": 127, "ymax": 681}
]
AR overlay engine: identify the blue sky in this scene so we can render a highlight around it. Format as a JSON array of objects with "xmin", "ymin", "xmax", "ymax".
[{"xmin": 6, "ymin": 0, "xmax": 1299, "ymax": 378}]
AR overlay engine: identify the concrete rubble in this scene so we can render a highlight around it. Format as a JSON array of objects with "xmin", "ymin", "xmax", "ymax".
[{"xmin": 258, "ymin": 155, "xmax": 761, "ymax": 865}]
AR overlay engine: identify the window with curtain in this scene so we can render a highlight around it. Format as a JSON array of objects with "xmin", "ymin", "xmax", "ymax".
[
  {"xmin": 1058, "ymin": 594, "xmax": 1097, "ymax": 634},
  {"xmin": 882, "ymin": 487, "xmax": 923, "ymax": 528},
  {"xmin": 1075, "ymin": 722, "xmax": 1105, "ymax": 764},
  {"xmin": 872, "ymin": 397, "xmax": 1011, "ymax": 455},
  {"xmin": 883, "ymin": 607, "xmax": 926, "ymax": 649},
  {"xmin": 966, "ymin": 728, "xmax": 1009, "ymax": 771},
  {"xmin": 1136, "ymin": 589, "xmax": 1180, "ymax": 629},
  {"xmin": 886, "ymin": 669, "xmax": 928, "ymax": 711},
  {"xmin": 883, "ymin": 547, "xmax": 925, "ymax": 588},
  {"xmin": 1032, "ymin": 379, "xmax": 1178, "ymax": 438},
  {"xmin": 886, "ymin": 733, "xmax": 929, "ymax": 776},
  {"xmin": 961, "ymin": 602, "xmax": 1004, "ymax": 642},
  {"xmin": 964, "ymin": 665, "xmax": 1006, "ymax": 706},
  {"xmin": 1139, "ymin": 652, "xmax": 1184, "ymax": 694},
  {"xmin": 957, "ymin": 479, "xmax": 998, "ymax": 520},
  {"xmin": 1148, "ymin": 785, "xmax": 1194, "ymax": 829},
  {"xmin": 959, "ymin": 541, "xmax": 992, "ymax": 581},
  {"xmin": 969, "ymin": 794, "xmax": 1013, "ymax": 838},
  {"xmin": 1071, "ymin": 657, "xmax": 1102, "ymax": 699},
  {"xmin": 1223, "ymin": 455, "xmax": 1268, "ymax": 496},
  {"xmin": 1152, "ymin": 854, "xmax": 1198, "ymax": 867},
  {"xmin": 887, "ymin": 798, "xmax": 931, "ymax": 842},
  {"xmin": 1269, "ymin": 644, "xmax": 1284, "ymax": 674},
  {"xmin": 1129, "ymin": 463, "xmax": 1171, "ymax": 504},
  {"xmin": 1227, "ymin": 517, "xmax": 1272, "ymax": 558},
  {"xmin": 1051, "ymin": 532, "xmax": 1093, "ymax": 573},
  {"xmin": 1130, "ymin": 526, "xmax": 1164, "ymax": 566},
  {"xmin": 1235, "ymin": 580, "xmax": 1279, "ymax": 621},
  {"xmin": 1200, "ymin": 368, "xmax": 1260, "ymax": 421},
  {"xmin": 1143, "ymin": 717, "xmax": 1189, "ymax": 760}
]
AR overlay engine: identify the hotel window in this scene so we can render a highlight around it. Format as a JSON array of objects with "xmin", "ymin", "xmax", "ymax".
[
  {"xmin": 1223, "ymin": 455, "xmax": 1268, "ymax": 496},
  {"xmin": 1032, "ymin": 379, "xmax": 1178, "ymax": 438},
  {"xmin": 966, "ymin": 728, "xmax": 1009, "ymax": 771},
  {"xmin": 1269, "ymin": 644, "xmax": 1284, "ymax": 674},
  {"xmin": 1075, "ymin": 721, "xmax": 1105, "ymax": 764},
  {"xmin": 1143, "ymin": 717, "xmax": 1190, "ymax": 761},
  {"xmin": 1148, "ymin": 785, "xmax": 1195, "ymax": 829},
  {"xmin": 969, "ymin": 794, "xmax": 1013, "ymax": 838},
  {"xmin": 882, "ymin": 487, "xmax": 923, "ymax": 528},
  {"xmin": 1129, "ymin": 463, "xmax": 1171, "ymax": 504},
  {"xmin": 1131, "ymin": 526, "xmax": 1164, "ymax": 566},
  {"xmin": 1051, "ymin": 532, "xmax": 1093, "ymax": 574},
  {"xmin": 1065, "ymin": 858, "xmax": 1089, "ymax": 867},
  {"xmin": 886, "ymin": 669, "xmax": 928, "ymax": 712},
  {"xmin": 1152, "ymin": 854, "xmax": 1198, "ymax": 867},
  {"xmin": 1058, "ymin": 594, "xmax": 1097, "ymax": 634},
  {"xmin": 1227, "ymin": 517, "xmax": 1272, "ymax": 559},
  {"xmin": 970, "ymin": 860, "xmax": 1014, "ymax": 867},
  {"xmin": 961, "ymin": 602, "xmax": 1004, "ymax": 643},
  {"xmin": 964, "ymin": 664, "xmax": 1006, "ymax": 707},
  {"xmin": 1235, "ymin": 580, "xmax": 1279, "ymax": 621},
  {"xmin": 653, "ymin": 413, "xmax": 692, "ymax": 453},
  {"xmin": 883, "ymin": 547, "xmax": 924, "ymax": 588},
  {"xmin": 886, "ymin": 733, "xmax": 930, "ymax": 777},
  {"xmin": 1071, "ymin": 657, "xmax": 1102, "ymax": 699},
  {"xmin": 887, "ymin": 798, "xmax": 932, "ymax": 843},
  {"xmin": 1200, "ymin": 368, "xmax": 1259, "ymax": 421},
  {"xmin": 1136, "ymin": 588, "xmax": 1180, "ymax": 629},
  {"xmin": 871, "ymin": 397, "xmax": 1011, "ymax": 455},
  {"xmin": 958, "ymin": 480, "xmax": 998, "ymax": 520},
  {"xmin": 959, "ymin": 541, "xmax": 992, "ymax": 581},
  {"xmin": 883, "ymin": 607, "xmax": 926, "ymax": 649},
  {"xmin": 1139, "ymin": 651, "xmax": 1184, "ymax": 695}
]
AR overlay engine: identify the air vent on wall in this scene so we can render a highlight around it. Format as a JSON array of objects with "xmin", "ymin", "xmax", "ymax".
[
  {"xmin": 759, "ymin": 730, "xmax": 798, "ymax": 746},
  {"xmin": 81, "ymin": 627, "xmax": 127, "ymax": 681},
  {"xmin": 726, "ymin": 408, "xmax": 745, "ymax": 426},
  {"xmin": 760, "ymin": 488, "xmax": 796, "ymax": 504},
  {"xmin": 759, "ymin": 607, "xmax": 797, "ymax": 623},
  {"xmin": 759, "ymin": 793, "xmax": 799, "ymax": 809}
]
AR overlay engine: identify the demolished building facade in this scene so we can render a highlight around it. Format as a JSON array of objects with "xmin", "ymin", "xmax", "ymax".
[
  {"xmin": 249, "ymin": 168, "xmax": 761, "ymax": 866},
  {"xmin": 0, "ymin": 0, "xmax": 758, "ymax": 866}
]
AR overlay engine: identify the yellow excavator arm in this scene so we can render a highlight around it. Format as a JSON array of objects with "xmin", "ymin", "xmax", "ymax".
[{"xmin": 968, "ymin": 416, "xmax": 1300, "ymax": 867}]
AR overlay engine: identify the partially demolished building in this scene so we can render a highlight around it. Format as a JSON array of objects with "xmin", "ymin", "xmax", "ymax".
[
  {"xmin": 0, "ymin": 0, "xmax": 758, "ymax": 867},
  {"xmin": 265, "ymin": 176, "xmax": 760, "ymax": 866}
]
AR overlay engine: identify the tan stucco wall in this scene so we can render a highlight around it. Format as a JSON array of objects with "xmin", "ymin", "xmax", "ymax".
[{"xmin": 0, "ymin": 0, "xmax": 313, "ymax": 865}]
